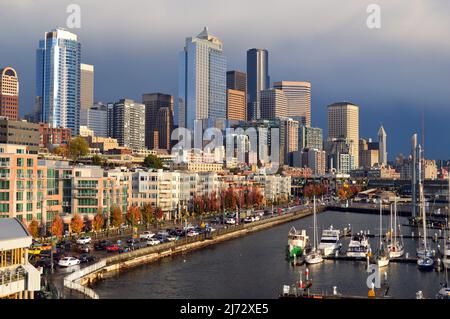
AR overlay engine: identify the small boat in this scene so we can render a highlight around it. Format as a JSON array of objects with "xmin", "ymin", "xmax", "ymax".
[
  {"xmin": 437, "ymin": 286, "xmax": 450, "ymax": 299},
  {"xmin": 346, "ymin": 232, "xmax": 370, "ymax": 258},
  {"xmin": 376, "ymin": 200, "xmax": 389, "ymax": 268},
  {"xmin": 417, "ymin": 257, "xmax": 434, "ymax": 271},
  {"xmin": 318, "ymin": 226, "xmax": 341, "ymax": 256},
  {"xmin": 342, "ymin": 224, "xmax": 352, "ymax": 237},
  {"xmin": 305, "ymin": 197, "xmax": 323, "ymax": 265},
  {"xmin": 387, "ymin": 198, "xmax": 405, "ymax": 258},
  {"xmin": 287, "ymin": 227, "xmax": 309, "ymax": 258}
]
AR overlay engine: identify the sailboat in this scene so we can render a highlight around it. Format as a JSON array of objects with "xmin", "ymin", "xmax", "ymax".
[
  {"xmin": 376, "ymin": 199, "xmax": 389, "ymax": 268},
  {"xmin": 441, "ymin": 175, "xmax": 450, "ymax": 269},
  {"xmin": 417, "ymin": 182, "xmax": 435, "ymax": 271},
  {"xmin": 305, "ymin": 196, "xmax": 323, "ymax": 265},
  {"xmin": 437, "ymin": 228, "xmax": 450, "ymax": 299},
  {"xmin": 387, "ymin": 197, "xmax": 404, "ymax": 258}
]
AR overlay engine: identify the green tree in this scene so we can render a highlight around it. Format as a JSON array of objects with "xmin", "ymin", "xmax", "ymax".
[
  {"xmin": 143, "ymin": 154, "xmax": 163, "ymax": 169},
  {"xmin": 92, "ymin": 154, "xmax": 103, "ymax": 166},
  {"xmin": 69, "ymin": 136, "xmax": 89, "ymax": 161}
]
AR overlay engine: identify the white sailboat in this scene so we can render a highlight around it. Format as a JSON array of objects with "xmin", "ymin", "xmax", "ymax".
[
  {"xmin": 305, "ymin": 196, "xmax": 323, "ymax": 265},
  {"xmin": 388, "ymin": 197, "xmax": 404, "ymax": 258},
  {"xmin": 442, "ymin": 175, "xmax": 450, "ymax": 269},
  {"xmin": 376, "ymin": 199, "xmax": 390, "ymax": 268},
  {"xmin": 417, "ymin": 180, "xmax": 435, "ymax": 270}
]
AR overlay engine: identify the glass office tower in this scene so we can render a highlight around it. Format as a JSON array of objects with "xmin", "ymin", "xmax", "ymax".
[
  {"xmin": 247, "ymin": 48, "xmax": 270, "ymax": 121},
  {"xmin": 178, "ymin": 27, "xmax": 227, "ymax": 130},
  {"xmin": 36, "ymin": 28, "xmax": 81, "ymax": 135}
]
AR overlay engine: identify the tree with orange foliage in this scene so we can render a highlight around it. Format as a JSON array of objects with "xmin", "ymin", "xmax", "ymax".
[
  {"xmin": 141, "ymin": 203, "xmax": 155, "ymax": 228},
  {"xmin": 110, "ymin": 205, "xmax": 123, "ymax": 228},
  {"xmin": 50, "ymin": 215, "xmax": 64, "ymax": 239},
  {"xmin": 225, "ymin": 187, "xmax": 237, "ymax": 211},
  {"xmin": 28, "ymin": 219, "xmax": 39, "ymax": 238},
  {"xmin": 70, "ymin": 213, "xmax": 84, "ymax": 234},
  {"xmin": 92, "ymin": 211, "xmax": 104, "ymax": 232},
  {"xmin": 126, "ymin": 205, "xmax": 141, "ymax": 226}
]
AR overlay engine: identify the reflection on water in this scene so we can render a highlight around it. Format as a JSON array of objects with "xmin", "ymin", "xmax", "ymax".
[{"xmin": 92, "ymin": 211, "xmax": 447, "ymax": 299}]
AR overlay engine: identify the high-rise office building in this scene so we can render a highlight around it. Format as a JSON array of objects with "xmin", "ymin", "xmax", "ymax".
[
  {"xmin": 107, "ymin": 99, "xmax": 145, "ymax": 150},
  {"xmin": 378, "ymin": 125, "xmax": 387, "ymax": 166},
  {"xmin": 80, "ymin": 102, "xmax": 108, "ymax": 137},
  {"xmin": 279, "ymin": 118, "xmax": 299, "ymax": 166},
  {"xmin": 299, "ymin": 126, "xmax": 323, "ymax": 151},
  {"xmin": 80, "ymin": 63, "xmax": 94, "ymax": 110},
  {"xmin": 327, "ymin": 102, "xmax": 359, "ymax": 169},
  {"xmin": 0, "ymin": 67, "xmax": 19, "ymax": 120},
  {"xmin": 273, "ymin": 81, "xmax": 311, "ymax": 127},
  {"xmin": 142, "ymin": 93, "xmax": 174, "ymax": 150},
  {"xmin": 359, "ymin": 138, "xmax": 379, "ymax": 168},
  {"xmin": 226, "ymin": 70, "xmax": 247, "ymax": 93},
  {"xmin": 36, "ymin": 28, "xmax": 81, "ymax": 135},
  {"xmin": 226, "ymin": 89, "xmax": 246, "ymax": 122},
  {"xmin": 260, "ymin": 89, "xmax": 288, "ymax": 121},
  {"xmin": 247, "ymin": 48, "xmax": 269, "ymax": 121},
  {"xmin": 178, "ymin": 27, "xmax": 227, "ymax": 130}
]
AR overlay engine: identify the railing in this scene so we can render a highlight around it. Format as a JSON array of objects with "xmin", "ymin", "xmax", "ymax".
[
  {"xmin": 0, "ymin": 266, "xmax": 27, "ymax": 286},
  {"xmin": 63, "ymin": 260, "xmax": 106, "ymax": 299}
]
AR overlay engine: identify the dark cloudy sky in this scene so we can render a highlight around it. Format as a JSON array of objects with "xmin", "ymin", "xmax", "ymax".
[{"xmin": 1, "ymin": 0, "xmax": 449, "ymax": 160}]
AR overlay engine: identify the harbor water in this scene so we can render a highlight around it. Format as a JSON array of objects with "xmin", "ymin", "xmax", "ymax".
[{"xmin": 91, "ymin": 210, "xmax": 446, "ymax": 299}]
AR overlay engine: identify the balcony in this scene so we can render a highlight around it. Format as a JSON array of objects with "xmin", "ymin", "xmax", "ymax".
[{"xmin": 0, "ymin": 264, "xmax": 40, "ymax": 298}]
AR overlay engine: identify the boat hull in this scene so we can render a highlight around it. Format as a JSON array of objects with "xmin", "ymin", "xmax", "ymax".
[
  {"xmin": 377, "ymin": 257, "xmax": 390, "ymax": 268},
  {"xmin": 417, "ymin": 258, "xmax": 434, "ymax": 271}
]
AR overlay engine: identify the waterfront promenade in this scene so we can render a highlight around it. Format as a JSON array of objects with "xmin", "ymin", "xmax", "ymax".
[{"xmin": 58, "ymin": 204, "xmax": 323, "ymax": 298}]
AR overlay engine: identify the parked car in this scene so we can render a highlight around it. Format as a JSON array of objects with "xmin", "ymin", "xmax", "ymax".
[
  {"xmin": 187, "ymin": 230, "xmax": 199, "ymax": 237},
  {"xmin": 127, "ymin": 238, "xmax": 147, "ymax": 250},
  {"xmin": 157, "ymin": 230, "xmax": 170, "ymax": 237},
  {"xmin": 94, "ymin": 240, "xmax": 111, "ymax": 251},
  {"xmin": 34, "ymin": 259, "xmax": 53, "ymax": 270},
  {"xmin": 139, "ymin": 231, "xmax": 155, "ymax": 240},
  {"xmin": 167, "ymin": 235, "xmax": 177, "ymax": 241},
  {"xmin": 106, "ymin": 244, "xmax": 120, "ymax": 252},
  {"xmin": 76, "ymin": 236, "xmax": 92, "ymax": 245},
  {"xmin": 78, "ymin": 253, "xmax": 96, "ymax": 263},
  {"xmin": 225, "ymin": 218, "xmax": 236, "ymax": 225},
  {"xmin": 147, "ymin": 238, "xmax": 160, "ymax": 246},
  {"xmin": 243, "ymin": 216, "xmax": 253, "ymax": 223},
  {"xmin": 58, "ymin": 256, "xmax": 80, "ymax": 267},
  {"xmin": 252, "ymin": 215, "xmax": 261, "ymax": 221},
  {"xmin": 76, "ymin": 244, "xmax": 90, "ymax": 253},
  {"xmin": 174, "ymin": 229, "xmax": 185, "ymax": 237}
]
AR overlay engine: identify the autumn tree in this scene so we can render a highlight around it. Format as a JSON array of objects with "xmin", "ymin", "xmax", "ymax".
[
  {"xmin": 92, "ymin": 154, "xmax": 103, "ymax": 166},
  {"xmin": 143, "ymin": 154, "xmax": 163, "ymax": 169},
  {"xmin": 141, "ymin": 203, "xmax": 154, "ymax": 228},
  {"xmin": 126, "ymin": 205, "xmax": 141, "ymax": 226},
  {"xmin": 110, "ymin": 205, "xmax": 123, "ymax": 228},
  {"xmin": 70, "ymin": 213, "xmax": 84, "ymax": 234},
  {"xmin": 69, "ymin": 136, "xmax": 89, "ymax": 161},
  {"xmin": 28, "ymin": 219, "xmax": 39, "ymax": 238},
  {"xmin": 92, "ymin": 211, "xmax": 104, "ymax": 232},
  {"xmin": 50, "ymin": 215, "xmax": 64, "ymax": 239}
]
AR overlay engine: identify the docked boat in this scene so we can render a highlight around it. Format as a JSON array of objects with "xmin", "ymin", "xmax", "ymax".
[
  {"xmin": 376, "ymin": 200, "xmax": 390, "ymax": 268},
  {"xmin": 305, "ymin": 197, "xmax": 323, "ymax": 265},
  {"xmin": 417, "ymin": 257, "xmax": 434, "ymax": 271},
  {"xmin": 437, "ymin": 286, "xmax": 450, "ymax": 299},
  {"xmin": 416, "ymin": 176, "xmax": 435, "ymax": 270},
  {"xmin": 287, "ymin": 227, "xmax": 309, "ymax": 258},
  {"xmin": 346, "ymin": 232, "xmax": 370, "ymax": 258},
  {"xmin": 318, "ymin": 226, "xmax": 341, "ymax": 256},
  {"xmin": 387, "ymin": 198, "xmax": 404, "ymax": 258},
  {"xmin": 441, "ymin": 241, "xmax": 450, "ymax": 269}
]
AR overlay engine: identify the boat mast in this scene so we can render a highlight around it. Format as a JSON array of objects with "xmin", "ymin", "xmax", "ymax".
[
  {"xmin": 313, "ymin": 195, "xmax": 317, "ymax": 251},
  {"xmin": 389, "ymin": 203, "xmax": 393, "ymax": 245},
  {"xmin": 394, "ymin": 197, "xmax": 397, "ymax": 247},
  {"xmin": 379, "ymin": 199, "xmax": 382, "ymax": 251}
]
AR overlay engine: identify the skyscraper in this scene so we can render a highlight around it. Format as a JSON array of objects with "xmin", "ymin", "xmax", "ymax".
[
  {"xmin": 107, "ymin": 99, "xmax": 145, "ymax": 150},
  {"xmin": 80, "ymin": 102, "xmax": 108, "ymax": 137},
  {"xmin": 378, "ymin": 125, "xmax": 387, "ymax": 166},
  {"xmin": 260, "ymin": 88, "xmax": 288, "ymax": 120},
  {"xmin": 142, "ymin": 93, "xmax": 174, "ymax": 150},
  {"xmin": 0, "ymin": 67, "xmax": 19, "ymax": 120},
  {"xmin": 226, "ymin": 70, "xmax": 247, "ymax": 93},
  {"xmin": 80, "ymin": 63, "xmax": 94, "ymax": 110},
  {"xmin": 327, "ymin": 102, "xmax": 359, "ymax": 169},
  {"xmin": 226, "ymin": 89, "xmax": 246, "ymax": 122},
  {"xmin": 299, "ymin": 126, "xmax": 323, "ymax": 151},
  {"xmin": 273, "ymin": 81, "xmax": 311, "ymax": 127},
  {"xmin": 247, "ymin": 49, "xmax": 269, "ymax": 121},
  {"xmin": 178, "ymin": 27, "xmax": 227, "ymax": 130},
  {"xmin": 36, "ymin": 28, "xmax": 81, "ymax": 135}
]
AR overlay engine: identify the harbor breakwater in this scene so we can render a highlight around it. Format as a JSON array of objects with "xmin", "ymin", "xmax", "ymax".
[{"xmin": 63, "ymin": 206, "xmax": 324, "ymax": 298}]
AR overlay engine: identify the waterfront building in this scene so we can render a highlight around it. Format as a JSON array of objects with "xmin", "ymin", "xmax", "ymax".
[
  {"xmin": 178, "ymin": 27, "xmax": 227, "ymax": 130},
  {"xmin": 299, "ymin": 126, "xmax": 323, "ymax": 151},
  {"xmin": 273, "ymin": 81, "xmax": 311, "ymax": 127},
  {"xmin": 0, "ymin": 118, "xmax": 40, "ymax": 153},
  {"xmin": 36, "ymin": 28, "xmax": 81, "ymax": 135},
  {"xmin": 260, "ymin": 89, "xmax": 288, "ymax": 120},
  {"xmin": 170, "ymin": 162, "xmax": 224, "ymax": 173},
  {"xmin": 80, "ymin": 103, "xmax": 108, "ymax": 137},
  {"xmin": 378, "ymin": 125, "xmax": 387, "ymax": 166},
  {"xmin": 142, "ymin": 93, "xmax": 174, "ymax": 151},
  {"xmin": 423, "ymin": 159, "xmax": 438, "ymax": 180},
  {"xmin": 0, "ymin": 218, "xmax": 41, "ymax": 299},
  {"xmin": 0, "ymin": 67, "xmax": 19, "ymax": 120},
  {"xmin": 247, "ymin": 49, "xmax": 269, "ymax": 121},
  {"xmin": 107, "ymin": 99, "xmax": 145, "ymax": 150},
  {"xmin": 80, "ymin": 63, "xmax": 94, "ymax": 110},
  {"xmin": 38, "ymin": 123, "xmax": 71, "ymax": 149},
  {"xmin": 253, "ymin": 174, "xmax": 291, "ymax": 203},
  {"xmin": 327, "ymin": 102, "xmax": 359, "ymax": 169}
]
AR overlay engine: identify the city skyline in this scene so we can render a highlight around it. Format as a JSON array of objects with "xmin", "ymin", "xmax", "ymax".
[{"xmin": 1, "ymin": 0, "xmax": 450, "ymax": 158}]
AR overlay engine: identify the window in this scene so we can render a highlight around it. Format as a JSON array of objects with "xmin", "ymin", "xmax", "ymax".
[
  {"xmin": 26, "ymin": 214, "xmax": 32, "ymax": 221},
  {"xmin": 26, "ymin": 203, "xmax": 33, "ymax": 212},
  {"xmin": 16, "ymin": 203, "xmax": 23, "ymax": 212},
  {"xmin": 27, "ymin": 158, "xmax": 34, "ymax": 167},
  {"xmin": 0, "ymin": 192, "xmax": 9, "ymax": 201},
  {"xmin": 0, "ymin": 158, "xmax": 10, "ymax": 166},
  {"xmin": 0, "ymin": 180, "xmax": 10, "ymax": 189},
  {"xmin": 16, "ymin": 192, "xmax": 23, "ymax": 201},
  {"xmin": 0, "ymin": 203, "xmax": 9, "ymax": 212},
  {"xmin": 26, "ymin": 192, "xmax": 33, "ymax": 201},
  {"xmin": 16, "ymin": 158, "xmax": 24, "ymax": 167}
]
